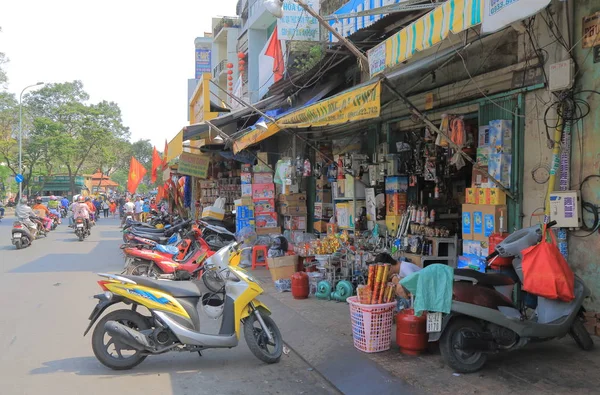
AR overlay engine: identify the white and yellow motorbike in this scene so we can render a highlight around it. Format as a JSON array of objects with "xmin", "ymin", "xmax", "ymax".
[{"xmin": 84, "ymin": 240, "xmax": 282, "ymax": 370}]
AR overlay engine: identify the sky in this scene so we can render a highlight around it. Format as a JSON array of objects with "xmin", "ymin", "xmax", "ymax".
[{"xmin": 0, "ymin": 0, "xmax": 239, "ymax": 147}]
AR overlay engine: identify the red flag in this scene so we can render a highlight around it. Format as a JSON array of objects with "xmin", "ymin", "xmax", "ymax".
[
  {"xmin": 162, "ymin": 139, "xmax": 169, "ymax": 170},
  {"xmin": 127, "ymin": 157, "xmax": 147, "ymax": 194},
  {"xmin": 156, "ymin": 185, "xmax": 164, "ymax": 202},
  {"xmin": 265, "ymin": 28, "xmax": 284, "ymax": 82},
  {"xmin": 151, "ymin": 147, "xmax": 161, "ymax": 183}
]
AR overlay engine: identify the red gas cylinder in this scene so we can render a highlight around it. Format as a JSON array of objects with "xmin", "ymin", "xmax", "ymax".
[
  {"xmin": 396, "ymin": 309, "xmax": 428, "ymax": 356},
  {"xmin": 291, "ymin": 272, "xmax": 309, "ymax": 299},
  {"xmin": 488, "ymin": 233, "xmax": 513, "ymax": 269}
]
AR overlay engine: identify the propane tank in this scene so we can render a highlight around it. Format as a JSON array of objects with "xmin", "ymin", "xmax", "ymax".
[
  {"xmin": 488, "ymin": 233, "xmax": 513, "ymax": 269},
  {"xmin": 396, "ymin": 309, "xmax": 428, "ymax": 356},
  {"xmin": 291, "ymin": 272, "xmax": 309, "ymax": 299}
]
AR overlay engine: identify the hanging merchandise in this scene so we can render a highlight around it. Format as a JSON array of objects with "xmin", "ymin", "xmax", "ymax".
[
  {"xmin": 274, "ymin": 159, "xmax": 291, "ymax": 185},
  {"xmin": 337, "ymin": 157, "xmax": 345, "ymax": 180},
  {"xmin": 449, "ymin": 116, "xmax": 466, "ymax": 148},
  {"xmin": 303, "ymin": 158, "xmax": 311, "ymax": 177},
  {"xmin": 295, "ymin": 156, "xmax": 303, "ymax": 177},
  {"xmin": 435, "ymin": 115, "xmax": 449, "ymax": 147}
]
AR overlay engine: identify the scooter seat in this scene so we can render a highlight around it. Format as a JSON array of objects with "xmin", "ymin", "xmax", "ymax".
[
  {"xmin": 454, "ymin": 269, "xmax": 515, "ymax": 287},
  {"xmin": 121, "ymin": 275, "xmax": 203, "ymax": 297}
]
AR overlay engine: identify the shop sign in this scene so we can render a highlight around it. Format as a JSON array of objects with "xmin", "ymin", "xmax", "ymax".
[
  {"xmin": 195, "ymin": 48, "xmax": 212, "ymax": 79},
  {"xmin": 424, "ymin": 93, "xmax": 434, "ymax": 110},
  {"xmin": 233, "ymin": 81, "xmax": 381, "ymax": 153},
  {"xmin": 277, "ymin": 0, "xmax": 320, "ymax": 41},
  {"xmin": 178, "ymin": 152, "xmax": 210, "ymax": 179},
  {"xmin": 583, "ymin": 12, "xmax": 600, "ymax": 49},
  {"xmin": 481, "ymin": 0, "xmax": 551, "ymax": 34},
  {"xmin": 368, "ymin": 43, "xmax": 386, "ymax": 76}
]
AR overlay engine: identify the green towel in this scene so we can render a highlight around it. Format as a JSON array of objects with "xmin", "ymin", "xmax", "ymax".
[{"xmin": 400, "ymin": 264, "xmax": 454, "ymax": 316}]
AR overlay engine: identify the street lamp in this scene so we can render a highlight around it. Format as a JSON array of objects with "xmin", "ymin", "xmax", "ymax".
[{"xmin": 18, "ymin": 82, "xmax": 44, "ymax": 198}]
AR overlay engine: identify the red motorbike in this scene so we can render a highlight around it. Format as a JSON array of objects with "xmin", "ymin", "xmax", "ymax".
[
  {"xmin": 122, "ymin": 229, "xmax": 214, "ymax": 280},
  {"xmin": 48, "ymin": 212, "xmax": 59, "ymax": 231}
]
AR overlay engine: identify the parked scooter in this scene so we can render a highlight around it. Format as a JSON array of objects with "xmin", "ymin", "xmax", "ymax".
[
  {"xmin": 430, "ymin": 221, "xmax": 593, "ymax": 373},
  {"xmin": 198, "ymin": 219, "xmax": 236, "ymax": 250},
  {"xmin": 122, "ymin": 219, "xmax": 192, "ymax": 245},
  {"xmin": 84, "ymin": 239, "xmax": 283, "ymax": 370}
]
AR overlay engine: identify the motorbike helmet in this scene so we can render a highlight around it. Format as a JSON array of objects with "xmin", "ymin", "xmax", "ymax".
[
  {"xmin": 78, "ymin": 196, "xmax": 85, "ymax": 202},
  {"xmin": 50, "ymin": 195, "xmax": 56, "ymax": 200},
  {"xmin": 35, "ymin": 197, "xmax": 42, "ymax": 203},
  {"xmin": 201, "ymin": 293, "xmax": 224, "ymax": 319},
  {"xmin": 20, "ymin": 197, "xmax": 28, "ymax": 205}
]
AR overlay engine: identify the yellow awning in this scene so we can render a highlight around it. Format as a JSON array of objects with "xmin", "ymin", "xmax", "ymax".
[
  {"xmin": 233, "ymin": 81, "xmax": 382, "ymax": 153},
  {"xmin": 166, "ymin": 130, "xmax": 183, "ymax": 163}
]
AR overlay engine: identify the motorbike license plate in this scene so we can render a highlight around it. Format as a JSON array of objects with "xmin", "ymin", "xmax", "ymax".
[
  {"xmin": 77, "ymin": 224, "xmax": 84, "ymax": 228},
  {"xmin": 426, "ymin": 312, "xmax": 443, "ymax": 333},
  {"xmin": 13, "ymin": 233, "xmax": 22, "ymax": 238}
]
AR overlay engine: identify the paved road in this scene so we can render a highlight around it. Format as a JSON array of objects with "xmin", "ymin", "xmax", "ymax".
[{"xmin": 0, "ymin": 216, "xmax": 337, "ymax": 395}]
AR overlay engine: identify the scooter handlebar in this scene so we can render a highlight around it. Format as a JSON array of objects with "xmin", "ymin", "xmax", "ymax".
[{"xmin": 485, "ymin": 250, "xmax": 499, "ymax": 261}]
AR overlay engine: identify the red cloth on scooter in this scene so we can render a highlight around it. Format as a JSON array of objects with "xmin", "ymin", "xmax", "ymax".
[{"xmin": 521, "ymin": 225, "xmax": 575, "ymax": 302}]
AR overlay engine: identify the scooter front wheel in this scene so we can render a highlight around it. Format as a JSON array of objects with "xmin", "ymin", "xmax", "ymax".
[
  {"xmin": 570, "ymin": 317, "xmax": 594, "ymax": 351},
  {"xmin": 244, "ymin": 314, "xmax": 283, "ymax": 364},
  {"xmin": 440, "ymin": 318, "xmax": 488, "ymax": 373}
]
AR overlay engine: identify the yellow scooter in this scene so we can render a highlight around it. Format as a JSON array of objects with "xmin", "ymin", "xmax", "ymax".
[{"xmin": 84, "ymin": 241, "xmax": 282, "ymax": 370}]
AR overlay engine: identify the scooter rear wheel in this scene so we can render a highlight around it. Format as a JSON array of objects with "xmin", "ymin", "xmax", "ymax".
[{"xmin": 440, "ymin": 318, "xmax": 488, "ymax": 373}]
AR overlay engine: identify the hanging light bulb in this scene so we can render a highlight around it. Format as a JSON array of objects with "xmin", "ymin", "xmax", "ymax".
[{"xmin": 263, "ymin": 0, "xmax": 284, "ymax": 18}]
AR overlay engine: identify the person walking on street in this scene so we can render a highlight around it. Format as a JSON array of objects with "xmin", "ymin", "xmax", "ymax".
[
  {"xmin": 102, "ymin": 199, "xmax": 109, "ymax": 218},
  {"xmin": 141, "ymin": 199, "xmax": 150, "ymax": 222},
  {"xmin": 134, "ymin": 196, "xmax": 143, "ymax": 221},
  {"xmin": 0, "ymin": 199, "xmax": 5, "ymax": 219},
  {"xmin": 109, "ymin": 200, "xmax": 117, "ymax": 217}
]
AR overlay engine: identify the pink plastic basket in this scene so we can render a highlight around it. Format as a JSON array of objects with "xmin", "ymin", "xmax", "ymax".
[{"xmin": 347, "ymin": 296, "xmax": 396, "ymax": 353}]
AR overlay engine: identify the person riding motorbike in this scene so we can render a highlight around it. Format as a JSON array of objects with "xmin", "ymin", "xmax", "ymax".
[
  {"xmin": 0, "ymin": 199, "xmax": 5, "ymax": 220},
  {"xmin": 16, "ymin": 198, "xmax": 43, "ymax": 232},
  {"xmin": 120, "ymin": 198, "xmax": 135, "ymax": 227},
  {"xmin": 60, "ymin": 196, "xmax": 70, "ymax": 211},
  {"xmin": 73, "ymin": 196, "xmax": 91, "ymax": 231},
  {"xmin": 32, "ymin": 197, "xmax": 53, "ymax": 231},
  {"xmin": 85, "ymin": 197, "xmax": 96, "ymax": 223},
  {"xmin": 47, "ymin": 195, "xmax": 62, "ymax": 224}
]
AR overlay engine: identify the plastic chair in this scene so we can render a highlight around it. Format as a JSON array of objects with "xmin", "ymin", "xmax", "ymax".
[{"xmin": 251, "ymin": 245, "xmax": 269, "ymax": 270}]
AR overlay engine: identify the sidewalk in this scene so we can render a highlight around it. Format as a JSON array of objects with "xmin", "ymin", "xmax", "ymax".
[{"xmin": 253, "ymin": 268, "xmax": 600, "ymax": 395}]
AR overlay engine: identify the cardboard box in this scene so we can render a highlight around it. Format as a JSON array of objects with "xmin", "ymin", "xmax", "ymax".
[
  {"xmin": 488, "ymin": 120, "xmax": 512, "ymax": 153},
  {"xmin": 314, "ymin": 220, "xmax": 328, "ymax": 233},
  {"xmin": 236, "ymin": 219, "xmax": 255, "ymax": 233},
  {"xmin": 280, "ymin": 205, "xmax": 307, "ymax": 215},
  {"xmin": 267, "ymin": 255, "xmax": 298, "ymax": 282},
  {"xmin": 257, "ymin": 152, "xmax": 268, "ymax": 164},
  {"xmin": 471, "ymin": 204, "xmax": 507, "ymax": 242},
  {"xmin": 252, "ymin": 183, "xmax": 275, "ymax": 199},
  {"xmin": 253, "ymin": 172, "xmax": 273, "ymax": 184},
  {"xmin": 241, "ymin": 184, "xmax": 252, "ymax": 197},
  {"xmin": 255, "ymin": 212, "xmax": 278, "ymax": 228},
  {"xmin": 316, "ymin": 190, "xmax": 332, "ymax": 203},
  {"xmin": 241, "ymin": 172, "xmax": 252, "ymax": 184},
  {"xmin": 283, "ymin": 215, "xmax": 307, "ymax": 231},
  {"xmin": 462, "ymin": 204, "xmax": 475, "ymax": 239},
  {"xmin": 253, "ymin": 199, "xmax": 275, "ymax": 213},
  {"xmin": 463, "ymin": 240, "xmax": 489, "ymax": 257},
  {"xmin": 476, "ymin": 147, "xmax": 493, "ymax": 166},
  {"xmin": 476, "ymin": 188, "xmax": 486, "ymax": 205},
  {"xmin": 386, "ymin": 193, "xmax": 407, "ymax": 215},
  {"xmin": 478, "ymin": 125, "xmax": 490, "ymax": 147},
  {"xmin": 472, "ymin": 166, "xmax": 495, "ymax": 188},
  {"xmin": 482, "ymin": 188, "xmax": 507, "ymax": 205},
  {"xmin": 458, "ymin": 255, "xmax": 486, "ymax": 272},
  {"xmin": 386, "ymin": 215, "xmax": 403, "ymax": 234},
  {"xmin": 314, "ymin": 203, "xmax": 333, "ymax": 219},
  {"xmin": 488, "ymin": 153, "xmax": 512, "ymax": 188},
  {"xmin": 335, "ymin": 203, "xmax": 350, "ymax": 229},
  {"xmin": 278, "ymin": 193, "xmax": 307, "ymax": 203},
  {"xmin": 202, "ymin": 207, "xmax": 225, "ymax": 221},
  {"xmin": 316, "ymin": 177, "xmax": 329, "ymax": 191},
  {"xmin": 255, "ymin": 226, "xmax": 281, "ymax": 235},
  {"xmin": 236, "ymin": 205, "xmax": 254, "ymax": 220},
  {"xmin": 465, "ymin": 188, "xmax": 477, "ymax": 204},
  {"xmin": 385, "ymin": 176, "xmax": 408, "ymax": 193}
]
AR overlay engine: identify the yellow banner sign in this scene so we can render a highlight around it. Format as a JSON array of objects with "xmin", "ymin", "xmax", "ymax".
[
  {"xmin": 178, "ymin": 152, "xmax": 210, "ymax": 179},
  {"xmin": 234, "ymin": 81, "xmax": 381, "ymax": 153}
]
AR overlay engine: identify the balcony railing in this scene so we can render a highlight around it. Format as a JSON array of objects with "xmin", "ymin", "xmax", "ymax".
[
  {"xmin": 213, "ymin": 16, "xmax": 242, "ymax": 38},
  {"xmin": 213, "ymin": 59, "xmax": 227, "ymax": 78}
]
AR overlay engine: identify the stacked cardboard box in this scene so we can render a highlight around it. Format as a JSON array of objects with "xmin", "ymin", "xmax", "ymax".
[
  {"xmin": 235, "ymin": 197, "xmax": 255, "ymax": 233},
  {"xmin": 473, "ymin": 120, "xmax": 512, "ymax": 188},
  {"xmin": 385, "ymin": 176, "xmax": 408, "ymax": 234},
  {"xmin": 279, "ymin": 192, "xmax": 307, "ymax": 231}
]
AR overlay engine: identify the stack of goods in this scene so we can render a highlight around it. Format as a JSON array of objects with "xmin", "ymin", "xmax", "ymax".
[
  {"xmin": 314, "ymin": 176, "xmax": 333, "ymax": 233},
  {"xmin": 235, "ymin": 197, "xmax": 254, "ymax": 233},
  {"xmin": 279, "ymin": 192, "xmax": 307, "ymax": 232},
  {"xmin": 356, "ymin": 264, "xmax": 395, "ymax": 305},
  {"xmin": 218, "ymin": 176, "xmax": 241, "ymax": 213},
  {"xmin": 199, "ymin": 180, "xmax": 219, "ymax": 207},
  {"xmin": 385, "ymin": 176, "xmax": 408, "ymax": 234},
  {"xmin": 460, "ymin": 119, "xmax": 512, "ymax": 272},
  {"xmin": 252, "ymin": 167, "xmax": 278, "ymax": 236}
]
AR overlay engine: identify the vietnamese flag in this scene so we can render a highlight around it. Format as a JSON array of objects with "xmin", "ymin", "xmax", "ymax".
[
  {"xmin": 127, "ymin": 156, "xmax": 147, "ymax": 194},
  {"xmin": 151, "ymin": 146, "xmax": 161, "ymax": 183},
  {"xmin": 265, "ymin": 28, "xmax": 284, "ymax": 82},
  {"xmin": 162, "ymin": 139, "xmax": 169, "ymax": 170},
  {"xmin": 156, "ymin": 185, "xmax": 164, "ymax": 202}
]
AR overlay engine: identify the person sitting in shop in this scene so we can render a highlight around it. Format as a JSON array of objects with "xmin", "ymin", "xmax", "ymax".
[{"xmin": 371, "ymin": 252, "xmax": 421, "ymax": 311}]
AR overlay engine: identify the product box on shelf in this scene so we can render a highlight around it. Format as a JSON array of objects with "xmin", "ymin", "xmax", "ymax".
[
  {"xmin": 314, "ymin": 220, "xmax": 328, "ymax": 233},
  {"xmin": 255, "ymin": 212, "xmax": 278, "ymax": 228},
  {"xmin": 236, "ymin": 205, "xmax": 254, "ymax": 220},
  {"xmin": 472, "ymin": 166, "xmax": 495, "ymax": 188},
  {"xmin": 316, "ymin": 190, "xmax": 332, "ymax": 203},
  {"xmin": 252, "ymin": 183, "xmax": 275, "ymax": 199},
  {"xmin": 477, "ymin": 188, "xmax": 507, "ymax": 205},
  {"xmin": 316, "ymin": 177, "xmax": 329, "ymax": 191},
  {"xmin": 462, "ymin": 204, "xmax": 475, "ymax": 239},
  {"xmin": 488, "ymin": 153, "xmax": 512, "ymax": 188},
  {"xmin": 465, "ymin": 188, "xmax": 477, "ymax": 204},
  {"xmin": 283, "ymin": 215, "xmax": 307, "ymax": 231},
  {"xmin": 280, "ymin": 205, "xmax": 307, "ymax": 215},
  {"xmin": 278, "ymin": 192, "xmax": 307, "ymax": 203},
  {"xmin": 476, "ymin": 147, "xmax": 493, "ymax": 166},
  {"xmin": 314, "ymin": 203, "xmax": 333, "ymax": 219},
  {"xmin": 470, "ymin": 204, "xmax": 507, "ymax": 242},
  {"xmin": 253, "ymin": 172, "xmax": 273, "ymax": 184},
  {"xmin": 462, "ymin": 240, "xmax": 488, "ymax": 258},
  {"xmin": 458, "ymin": 255, "xmax": 486, "ymax": 272},
  {"xmin": 488, "ymin": 120, "xmax": 512, "ymax": 153},
  {"xmin": 478, "ymin": 125, "xmax": 490, "ymax": 147},
  {"xmin": 241, "ymin": 172, "xmax": 252, "ymax": 184},
  {"xmin": 253, "ymin": 199, "xmax": 275, "ymax": 213},
  {"xmin": 241, "ymin": 184, "xmax": 252, "ymax": 197},
  {"xmin": 385, "ymin": 176, "xmax": 408, "ymax": 193},
  {"xmin": 236, "ymin": 219, "xmax": 255, "ymax": 233},
  {"xmin": 256, "ymin": 226, "xmax": 281, "ymax": 236},
  {"xmin": 386, "ymin": 215, "xmax": 402, "ymax": 233},
  {"xmin": 267, "ymin": 255, "xmax": 298, "ymax": 282},
  {"xmin": 386, "ymin": 193, "xmax": 407, "ymax": 215},
  {"xmin": 477, "ymin": 188, "xmax": 487, "ymax": 205},
  {"xmin": 335, "ymin": 203, "xmax": 350, "ymax": 229}
]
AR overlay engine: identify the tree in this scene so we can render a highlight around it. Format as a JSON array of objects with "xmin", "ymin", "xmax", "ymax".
[{"xmin": 0, "ymin": 27, "xmax": 8, "ymax": 87}]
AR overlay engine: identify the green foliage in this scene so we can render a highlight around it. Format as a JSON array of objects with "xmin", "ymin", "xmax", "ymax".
[
  {"xmin": 0, "ymin": 27, "xmax": 8, "ymax": 87},
  {"xmin": 292, "ymin": 44, "xmax": 324, "ymax": 73}
]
